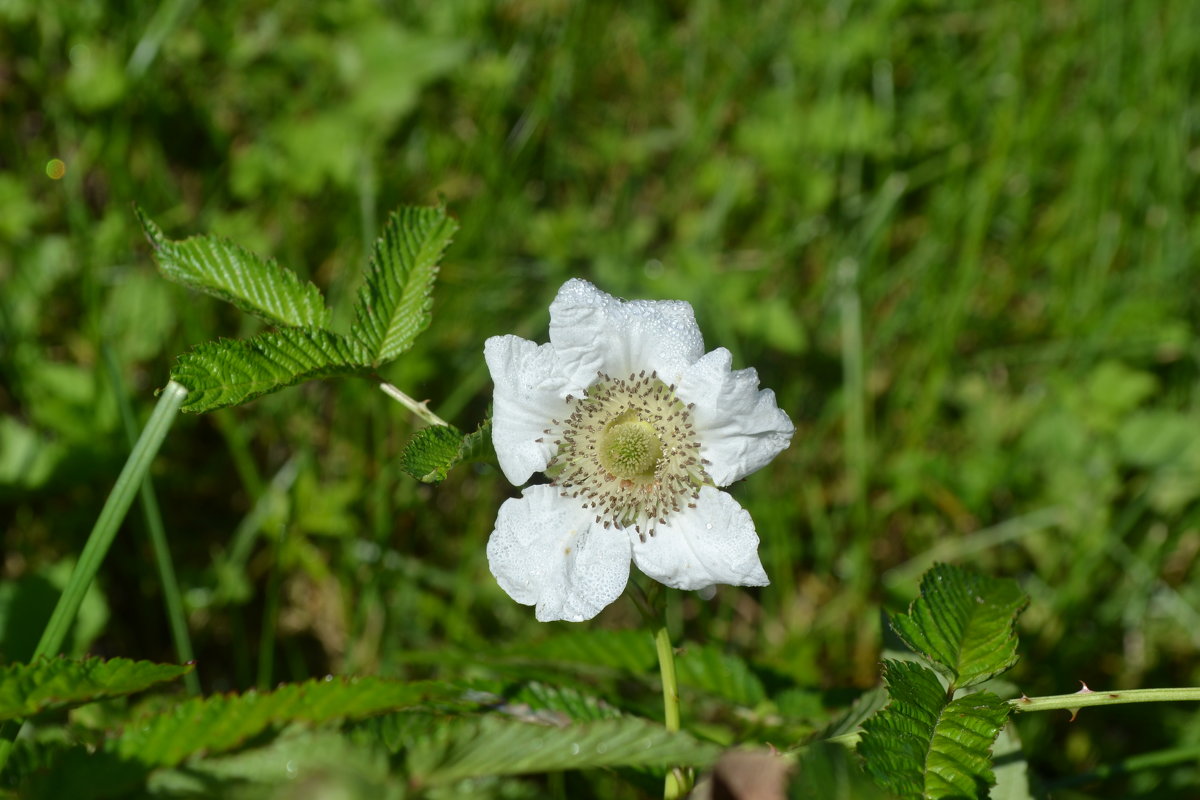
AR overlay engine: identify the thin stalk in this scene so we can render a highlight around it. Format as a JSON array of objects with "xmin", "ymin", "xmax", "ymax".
[
  {"xmin": 212, "ymin": 408, "xmax": 265, "ymax": 499},
  {"xmin": 655, "ymin": 624, "xmax": 689, "ymax": 799},
  {"xmin": 257, "ymin": 519, "xmax": 287, "ymax": 691},
  {"xmin": 103, "ymin": 350, "xmax": 199, "ymax": 695},
  {"xmin": 0, "ymin": 380, "xmax": 188, "ymax": 774},
  {"xmin": 1011, "ymin": 686, "xmax": 1200, "ymax": 715},
  {"xmin": 837, "ymin": 256, "xmax": 871, "ymax": 594},
  {"xmin": 378, "ymin": 381, "xmax": 449, "ymax": 427},
  {"xmin": 35, "ymin": 381, "xmax": 188, "ymax": 658},
  {"xmin": 837, "ymin": 257, "xmax": 867, "ymax": 520}
]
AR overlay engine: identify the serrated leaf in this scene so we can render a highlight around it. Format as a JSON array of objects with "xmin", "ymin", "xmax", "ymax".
[
  {"xmin": 399, "ymin": 417, "xmax": 491, "ymax": 483},
  {"xmin": 406, "ymin": 715, "xmax": 721, "ymax": 786},
  {"xmin": 350, "ymin": 205, "xmax": 458, "ymax": 366},
  {"xmin": 858, "ymin": 660, "xmax": 1010, "ymax": 800},
  {"xmin": 145, "ymin": 727, "xmax": 391, "ymax": 796},
  {"xmin": 506, "ymin": 682, "xmax": 625, "ymax": 723},
  {"xmin": 0, "ymin": 656, "xmax": 191, "ymax": 722},
  {"xmin": 170, "ymin": 327, "xmax": 371, "ymax": 412},
  {"xmin": 891, "ymin": 564, "xmax": 1028, "ymax": 690},
  {"xmin": 675, "ymin": 644, "xmax": 766, "ymax": 707},
  {"xmin": 136, "ymin": 206, "xmax": 330, "ymax": 328},
  {"xmin": 504, "ymin": 629, "xmax": 658, "ymax": 674},
  {"xmin": 110, "ymin": 677, "xmax": 458, "ymax": 767}
]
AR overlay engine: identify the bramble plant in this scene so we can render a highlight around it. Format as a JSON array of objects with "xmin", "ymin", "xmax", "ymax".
[{"xmin": 3, "ymin": 207, "xmax": 1199, "ymax": 799}]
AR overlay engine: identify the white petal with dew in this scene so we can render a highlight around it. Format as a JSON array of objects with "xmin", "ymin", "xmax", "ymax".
[
  {"xmin": 676, "ymin": 348, "xmax": 795, "ymax": 486},
  {"xmin": 631, "ymin": 486, "xmax": 768, "ymax": 590},
  {"xmin": 549, "ymin": 278, "xmax": 705, "ymax": 388},
  {"xmin": 486, "ymin": 485, "xmax": 632, "ymax": 622},
  {"xmin": 485, "ymin": 335, "xmax": 573, "ymax": 486}
]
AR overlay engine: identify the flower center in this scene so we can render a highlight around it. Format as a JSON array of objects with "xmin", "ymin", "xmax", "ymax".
[
  {"xmin": 598, "ymin": 414, "xmax": 663, "ymax": 480},
  {"xmin": 544, "ymin": 371, "xmax": 711, "ymax": 541}
]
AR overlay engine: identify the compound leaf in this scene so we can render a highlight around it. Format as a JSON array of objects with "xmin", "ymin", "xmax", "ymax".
[
  {"xmin": 891, "ymin": 563, "xmax": 1028, "ymax": 690},
  {"xmin": 350, "ymin": 205, "xmax": 458, "ymax": 366},
  {"xmin": 858, "ymin": 660, "xmax": 1009, "ymax": 800},
  {"xmin": 107, "ymin": 677, "xmax": 456, "ymax": 767},
  {"xmin": 170, "ymin": 327, "xmax": 370, "ymax": 412},
  {"xmin": 0, "ymin": 656, "xmax": 191, "ymax": 722},
  {"xmin": 137, "ymin": 206, "xmax": 330, "ymax": 328},
  {"xmin": 405, "ymin": 715, "xmax": 721, "ymax": 786}
]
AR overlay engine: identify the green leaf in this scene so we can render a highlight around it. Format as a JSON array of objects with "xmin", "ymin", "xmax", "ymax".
[
  {"xmin": 399, "ymin": 417, "xmax": 492, "ymax": 483},
  {"xmin": 145, "ymin": 728, "xmax": 391, "ymax": 797},
  {"xmin": 22, "ymin": 677, "xmax": 463, "ymax": 798},
  {"xmin": 675, "ymin": 644, "xmax": 766, "ymax": 707},
  {"xmin": 890, "ymin": 563, "xmax": 1028, "ymax": 690},
  {"xmin": 109, "ymin": 677, "xmax": 458, "ymax": 767},
  {"xmin": 858, "ymin": 660, "xmax": 1010, "ymax": 800},
  {"xmin": 819, "ymin": 686, "xmax": 889, "ymax": 740},
  {"xmin": 405, "ymin": 715, "xmax": 721, "ymax": 786},
  {"xmin": 504, "ymin": 629, "xmax": 658, "ymax": 674},
  {"xmin": 505, "ymin": 682, "xmax": 625, "ymax": 723},
  {"xmin": 170, "ymin": 327, "xmax": 370, "ymax": 412},
  {"xmin": 0, "ymin": 656, "xmax": 191, "ymax": 722},
  {"xmin": 350, "ymin": 205, "xmax": 458, "ymax": 366},
  {"xmin": 136, "ymin": 206, "xmax": 330, "ymax": 328}
]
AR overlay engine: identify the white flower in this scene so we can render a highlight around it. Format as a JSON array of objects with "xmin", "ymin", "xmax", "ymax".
[{"xmin": 484, "ymin": 279, "xmax": 795, "ymax": 622}]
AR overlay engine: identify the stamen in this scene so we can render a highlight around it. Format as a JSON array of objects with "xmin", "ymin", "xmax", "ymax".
[{"xmin": 545, "ymin": 372, "xmax": 711, "ymax": 537}]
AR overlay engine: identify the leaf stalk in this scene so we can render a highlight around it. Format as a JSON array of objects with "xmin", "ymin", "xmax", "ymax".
[{"xmin": 379, "ymin": 381, "xmax": 449, "ymax": 427}]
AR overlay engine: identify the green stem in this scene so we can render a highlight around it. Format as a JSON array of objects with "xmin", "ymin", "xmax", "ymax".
[
  {"xmin": 103, "ymin": 350, "xmax": 199, "ymax": 695},
  {"xmin": 257, "ymin": 515, "xmax": 288, "ymax": 691},
  {"xmin": 256, "ymin": 564, "xmax": 281, "ymax": 691},
  {"xmin": 35, "ymin": 381, "xmax": 188, "ymax": 658},
  {"xmin": 0, "ymin": 380, "xmax": 188, "ymax": 775},
  {"xmin": 1011, "ymin": 686, "xmax": 1200, "ymax": 715},
  {"xmin": 655, "ymin": 626, "xmax": 680, "ymax": 732},
  {"xmin": 655, "ymin": 624, "xmax": 689, "ymax": 799},
  {"xmin": 378, "ymin": 381, "xmax": 449, "ymax": 427}
]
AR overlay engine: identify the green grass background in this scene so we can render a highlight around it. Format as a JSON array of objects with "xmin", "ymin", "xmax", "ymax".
[{"xmin": 2, "ymin": 0, "xmax": 1200, "ymax": 794}]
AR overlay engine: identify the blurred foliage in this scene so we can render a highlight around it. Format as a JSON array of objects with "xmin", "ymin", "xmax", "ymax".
[{"xmin": 3, "ymin": 0, "xmax": 1200, "ymax": 796}]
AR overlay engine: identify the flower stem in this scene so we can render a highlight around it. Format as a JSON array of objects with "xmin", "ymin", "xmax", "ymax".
[
  {"xmin": 0, "ymin": 380, "xmax": 188, "ymax": 775},
  {"xmin": 378, "ymin": 381, "xmax": 449, "ymax": 427},
  {"xmin": 1011, "ymin": 686, "xmax": 1200, "ymax": 715},
  {"xmin": 655, "ymin": 624, "xmax": 689, "ymax": 799}
]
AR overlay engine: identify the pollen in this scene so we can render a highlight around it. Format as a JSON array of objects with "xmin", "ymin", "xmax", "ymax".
[{"xmin": 546, "ymin": 371, "xmax": 710, "ymax": 541}]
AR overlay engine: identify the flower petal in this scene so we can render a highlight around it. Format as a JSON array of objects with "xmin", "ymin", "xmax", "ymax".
[
  {"xmin": 487, "ymin": 485, "xmax": 632, "ymax": 622},
  {"xmin": 631, "ymin": 486, "xmax": 768, "ymax": 590},
  {"xmin": 549, "ymin": 278, "xmax": 705, "ymax": 388},
  {"xmin": 485, "ymin": 334, "xmax": 573, "ymax": 486},
  {"xmin": 676, "ymin": 348, "xmax": 795, "ymax": 486}
]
